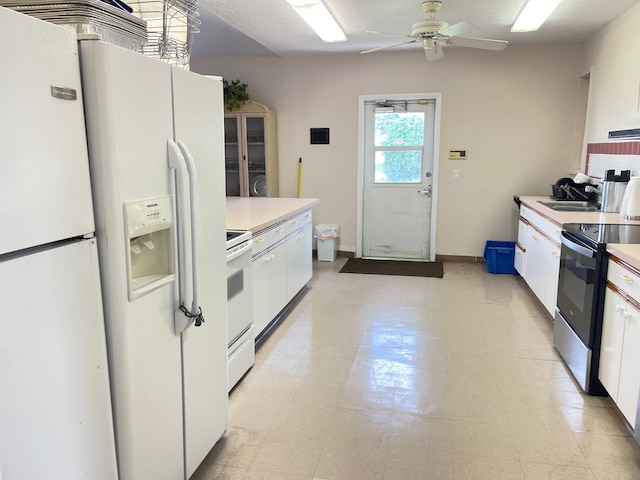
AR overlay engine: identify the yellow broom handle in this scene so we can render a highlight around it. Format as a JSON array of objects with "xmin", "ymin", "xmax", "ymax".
[{"xmin": 297, "ymin": 158, "xmax": 302, "ymax": 198}]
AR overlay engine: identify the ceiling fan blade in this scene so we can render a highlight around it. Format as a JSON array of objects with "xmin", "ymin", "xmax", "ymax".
[
  {"xmin": 425, "ymin": 44, "xmax": 445, "ymax": 61},
  {"xmin": 448, "ymin": 36, "xmax": 508, "ymax": 51},
  {"xmin": 366, "ymin": 30, "xmax": 407, "ymax": 37},
  {"xmin": 438, "ymin": 21, "xmax": 477, "ymax": 38},
  {"xmin": 361, "ymin": 39, "xmax": 417, "ymax": 54}
]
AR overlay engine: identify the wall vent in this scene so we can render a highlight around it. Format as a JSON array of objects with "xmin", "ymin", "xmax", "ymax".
[{"xmin": 608, "ymin": 128, "xmax": 640, "ymax": 139}]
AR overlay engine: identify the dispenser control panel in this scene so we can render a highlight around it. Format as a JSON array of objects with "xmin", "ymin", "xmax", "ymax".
[
  {"xmin": 124, "ymin": 196, "xmax": 174, "ymax": 301},
  {"xmin": 125, "ymin": 196, "xmax": 173, "ymax": 238}
]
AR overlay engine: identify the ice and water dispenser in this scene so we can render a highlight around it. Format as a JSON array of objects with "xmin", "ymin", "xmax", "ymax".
[{"xmin": 124, "ymin": 196, "xmax": 174, "ymax": 301}]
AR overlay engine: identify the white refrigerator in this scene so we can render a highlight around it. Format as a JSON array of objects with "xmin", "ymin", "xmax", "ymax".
[
  {"xmin": 78, "ymin": 38, "xmax": 228, "ymax": 479},
  {"xmin": 0, "ymin": 7, "xmax": 118, "ymax": 480}
]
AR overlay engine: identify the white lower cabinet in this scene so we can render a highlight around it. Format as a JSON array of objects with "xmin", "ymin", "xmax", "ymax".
[
  {"xmin": 516, "ymin": 208, "xmax": 561, "ymax": 317},
  {"xmin": 600, "ymin": 287, "xmax": 625, "ymax": 403},
  {"xmin": 252, "ymin": 210, "xmax": 313, "ymax": 337},
  {"xmin": 618, "ymin": 301, "xmax": 640, "ymax": 427},
  {"xmin": 287, "ymin": 224, "xmax": 312, "ymax": 300},
  {"xmin": 252, "ymin": 251, "xmax": 271, "ymax": 335},
  {"xmin": 522, "ymin": 224, "xmax": 560, "ymax": 316},
  {"xmin": 600, "ymin": 280, "xmax": 640, "ymax": 426},
  {"xmin": 514, "ymin": 219, "xmax": 528, "ymax": 276},
  {"xmin": 252, "ymin": 242, "xmax": 288, "ymax": 335},
  {"xmin": 269, "ymin": 242, "xmax": 289, "ymax": 320}
]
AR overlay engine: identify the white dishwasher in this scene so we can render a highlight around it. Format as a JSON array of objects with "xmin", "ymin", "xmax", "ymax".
[{"xmin": 226, "ymin": 230, "xmax": 254, "ymax": 391}]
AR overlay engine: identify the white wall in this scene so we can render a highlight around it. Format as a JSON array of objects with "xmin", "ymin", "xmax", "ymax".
[
  {"xmin": 582, "ymin": 2, "xmax": 640, "ymax": 148},
  {"xmin": 192, "ymin": 43, "xmax": 584, "ymax": 257}
]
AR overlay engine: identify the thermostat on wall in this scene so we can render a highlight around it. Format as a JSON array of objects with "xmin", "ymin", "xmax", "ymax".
[{"xmin": 448, "ymin": 149, "xmax": 468, "ymax": 160}]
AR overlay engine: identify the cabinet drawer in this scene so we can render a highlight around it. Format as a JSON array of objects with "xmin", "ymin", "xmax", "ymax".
[
  {"xmin": 521, "ymin": 205, "xmax": 561, "ymax": 243},
  {"xmin": 299, "ymin": 209, "xmax": 312, "ymax": 227},
  {"xmin": 286, "ymin": 214, "xmax": 302, "ymax": 235},
  {"xmin": 252, "ymin": 222, "xmax": 287, "ymax": 255},
  {"xmin": 252, "ymin": 230, "xmax": 271, "ymax": 256},
  {"xmin": 608, "ymin": 259, "xmax": 640, "ymax": 300},
  {"xmin": 285, "ymin": 210, "xmax": 313, "ymax": 235},
  {"xmin": 270, "ymin": 223, "xmax": 287, "ymax": 244}
]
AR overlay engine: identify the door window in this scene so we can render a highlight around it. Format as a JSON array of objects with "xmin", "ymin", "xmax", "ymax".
[{"xmin": 374, "ymin": 112, "xmax": 425, "ymax": 184}]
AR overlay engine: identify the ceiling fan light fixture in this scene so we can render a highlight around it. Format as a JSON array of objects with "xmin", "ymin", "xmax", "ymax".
[
  {"xmin": 511, "ymin": 0, "xmax": 562, "ymax": 32},
  {"xmin": 286, "ymin": 0, "xmax": 347, "ymax": 43}
]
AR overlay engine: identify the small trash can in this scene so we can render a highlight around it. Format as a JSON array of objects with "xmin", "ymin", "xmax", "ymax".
[
  {"xmin": 483, "ymin": 241, "xmax": 518, "ymax": 274},
  {"xmin": 314, "ymin": 224, "xmax": 339, "ymax": 262}
]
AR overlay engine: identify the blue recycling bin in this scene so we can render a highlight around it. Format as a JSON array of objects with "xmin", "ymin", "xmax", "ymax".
[{"xmin": 483, "ymin": 241, "xmax": 518, "ymax": 274}]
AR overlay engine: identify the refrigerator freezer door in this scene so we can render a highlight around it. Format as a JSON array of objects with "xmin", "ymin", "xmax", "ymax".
[
  {"xmin": 79, "ymin": 39, "xmax": 184, "ymax": 480},
  {"xmin": 0, "ymin": 239, "xmax": 117, "ymax": 480},
  {"xmin": 0, "ymin": 8, "xmax": 95, "ymax": 255},
  {"xmin": 172, "ymin": 70, "xmax": 228, "ymax": 477}
]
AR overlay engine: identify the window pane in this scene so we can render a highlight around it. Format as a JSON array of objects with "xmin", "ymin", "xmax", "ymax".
[
  {"xmin": 375, "ymin": 112, "xmax": 424, "ymax": 147},
  {"xmin": 374, "ymin": 150, "xmax": 422, "ymax": 183}
]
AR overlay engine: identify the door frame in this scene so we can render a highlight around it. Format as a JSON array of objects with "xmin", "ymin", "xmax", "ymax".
[{"xmin": 356, "ymin": 92, "xmax": 442, "ymax": 260}]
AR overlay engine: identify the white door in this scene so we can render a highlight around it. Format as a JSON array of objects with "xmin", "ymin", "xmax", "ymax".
[
  {"xmin": 361, "ymin": 97, "xmax": 438, "ymax": 260},
  {"xmin": 0, "ymin": 240, "xmax": 118, "ymax": 480},
  {"xmin": 173, "ymin": 68, "xmax": 229, "ymax": 478}
]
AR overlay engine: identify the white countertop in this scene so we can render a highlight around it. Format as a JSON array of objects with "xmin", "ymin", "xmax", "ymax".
[
  {"xmin": 607, "ymin": 244, "xmax": 640, "ymax": 271},
  {"xmin": 519, "ymin": 196, "xmax": 640, "ymax": 226},
  {"xmin": 226, "ymin": 197, "xmax": 319, "ymax": 233},
  {"xmin": 519, "ymin": 196, "xmax": 640, "ymax": 271}
]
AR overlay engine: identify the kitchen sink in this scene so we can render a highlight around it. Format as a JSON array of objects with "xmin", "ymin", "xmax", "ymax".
[{"xmin": 537, "ymin": 201, "xmax": 600, "ymax": 212}]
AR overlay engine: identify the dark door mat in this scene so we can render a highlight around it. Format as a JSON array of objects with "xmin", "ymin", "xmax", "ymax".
[{"xmin": 339, "ymin": 258, "xmax": 444, "ymax": 278}]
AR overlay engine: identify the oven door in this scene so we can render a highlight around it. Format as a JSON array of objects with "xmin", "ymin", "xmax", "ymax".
[
  {"xmin": 227, "ymin": 240, "xmax": 254, "ymax": 346},
  {"xmin": 556, "ymin": 231, "xmax": 597, "ymax": 346}
]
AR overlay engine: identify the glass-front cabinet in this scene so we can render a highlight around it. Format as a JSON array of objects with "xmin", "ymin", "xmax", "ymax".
[{"xmin": 224, "ymin": 101, "xmax": 278, "ymax": 197}]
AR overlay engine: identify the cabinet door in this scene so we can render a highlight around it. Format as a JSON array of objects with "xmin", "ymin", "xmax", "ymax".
[
  {"xmin": 300, "ymin": 224, "xmax": 313, "ymax": 287},
  {"xmin": 515, "ymin": 219, "xmax": 528, "ymax": 276},
  {"xmin": 542, "ymin": 239, "xmax": 561, "ymax": 316},
  {"xmin": 524, "ymin": 225, "xmax": 545, "ymax": 302},
  {"xmin": 618, "ymin": 301, "xmax": 640, "ymax": 426},
  {"xmin": 252, "ymin": 253, "xmax": 272, "ymax": 335},
  {"xmin": 224, "ymin": 116, "xmax": 243, "ymax": 196},
  {"xmin": 269, "ymin": 242, "xmax": 289, "ymax": 319},
  {"xmin": 244, "ymin": 115, "xmax": 268, "ymax": 197},
  {"xmin": 599, "ymin": 287, "xmax": 626, "ymax": 401},
  {"xmin": 286, "ymin": 224, "xmax": 313, "ymax": 299}
]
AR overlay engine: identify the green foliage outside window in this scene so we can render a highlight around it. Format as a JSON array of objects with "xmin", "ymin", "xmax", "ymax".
[{"xmin": 375, "ymin": 112, "xmax": 424, "ymax": 183}]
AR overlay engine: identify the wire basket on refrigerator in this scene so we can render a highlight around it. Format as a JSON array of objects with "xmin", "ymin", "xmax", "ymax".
[{"xmin": 128, "ymin": 0, "xmax": 200, "ymax": 68}]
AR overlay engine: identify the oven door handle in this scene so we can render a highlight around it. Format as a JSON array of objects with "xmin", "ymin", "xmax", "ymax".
[
  {"xmin": 561, "ymin": 231, "xmax": 595, "ymax": 258},
  {"xmin": 227, "ymin": 239, "xmax": 254, "ymax": 263}
]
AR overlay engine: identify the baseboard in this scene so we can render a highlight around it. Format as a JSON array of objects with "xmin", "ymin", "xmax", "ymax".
[
  {"xmin": 435, "ymin": 254, "xmax": 485, "ymax": 264},
  {"xmin": 312, "ymin": 251, "xmax": 482, "ymax": 263},
  {"xmin": 312, "ymin": 250, "xmax": 354, "ymax": 258}
]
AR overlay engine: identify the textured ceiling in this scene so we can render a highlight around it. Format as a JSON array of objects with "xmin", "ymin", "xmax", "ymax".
[{"xmin": 191, "ymin": 0, "xmax": 640, "ymax": 58}]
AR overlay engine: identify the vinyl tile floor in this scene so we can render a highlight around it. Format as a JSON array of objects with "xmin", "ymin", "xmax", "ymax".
[{"xmin": 192, "ymin": 259, "xmax": 640, "ymax": 480}]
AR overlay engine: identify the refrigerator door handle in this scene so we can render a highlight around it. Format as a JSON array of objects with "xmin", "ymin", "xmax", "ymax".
[
  {"xmin": 177, "ymin": 140, "xmax": 204, "ymax": 330},
  {"xmin": 168, "ymin": 139, "xmax": 198, "ymax": 335}
]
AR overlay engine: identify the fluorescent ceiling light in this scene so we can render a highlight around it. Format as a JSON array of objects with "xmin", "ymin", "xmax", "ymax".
[
  {"xmin": 286, "ymin": 0, "xmax": 347, "ymax": 43},
  {"xmin": 511, "ymin": 0, "xmax": 562, "ymax": 32}
]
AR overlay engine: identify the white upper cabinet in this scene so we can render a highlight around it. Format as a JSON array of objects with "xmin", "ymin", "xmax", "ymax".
[{"xmin": 224, "ymin": 101, "xmax": 278, "ymax": 197}]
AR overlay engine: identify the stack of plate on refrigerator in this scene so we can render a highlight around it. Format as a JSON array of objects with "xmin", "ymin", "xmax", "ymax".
[{"xmin": 0, "ymin": 0, "xmax": 147, "ymax": 51}]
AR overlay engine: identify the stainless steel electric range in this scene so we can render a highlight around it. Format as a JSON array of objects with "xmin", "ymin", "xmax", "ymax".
[{"xmin": 555, "ymin": 223, "xmax": 640, "ymax": 395}]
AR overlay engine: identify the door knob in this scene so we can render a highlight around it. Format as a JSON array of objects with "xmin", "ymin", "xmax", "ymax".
[{"xmin": 418, "ymin": 187, "xmax": 432, "ymax": 197}]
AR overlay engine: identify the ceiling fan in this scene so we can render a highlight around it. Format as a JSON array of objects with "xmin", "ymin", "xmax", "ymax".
[{"xmin": 361, "ymin": 0, "xmax": 508, "ymax": 61}]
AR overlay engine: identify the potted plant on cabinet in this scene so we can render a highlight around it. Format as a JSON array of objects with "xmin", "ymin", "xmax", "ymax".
[{"xmin": 223, "ymin": 79, "xmax": 249, "ymax": 111}]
